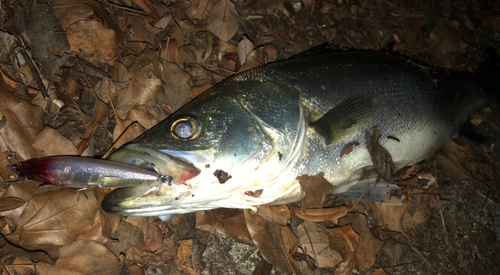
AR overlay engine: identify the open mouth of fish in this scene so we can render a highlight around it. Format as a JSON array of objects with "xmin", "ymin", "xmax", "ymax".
[{"xmin": 102, "ymin": 143, "xmax": 299, "ymax": 216}]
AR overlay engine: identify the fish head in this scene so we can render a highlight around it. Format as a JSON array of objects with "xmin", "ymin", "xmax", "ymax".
[{"xmin": 104, "ymin": 81, "xmax": 305, "ymax": 216}]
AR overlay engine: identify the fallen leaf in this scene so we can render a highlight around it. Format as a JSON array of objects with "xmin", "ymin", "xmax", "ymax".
[
  {"xmin": 338, "ymin": 213, "xmax": 383, "ymax": 271},
  {"xmin": 32, "ymin": 126, "xmax": 79, "ymax": 157},
  {"xmin": 366, "ymin": 127, "xmax": 395, "ymax": 183},
  {"xmin": 244, "ymin": 209, "xmax": 304, "ymax": 274},
  {"xmin": 131, "ymin": 0, "xmax": 161, "ymax": 24},
  {"xmin": 177, "ymin": 239, "xmax": 193, "ymax": 264},
  {"xmin": 327, "ymin": 224, "xmax": 359, "ymax": 275},
  {"xmin": 256, "ymin": 205, "xmax": 290, "ymax": 226},
  {"xmin": 5, "ymin": 256, "xmax": 35, "ymax": 275},
  {"xmin": 0, "ymin": 181, "xmax": 41, "ymax": 225},
  {"xmin": 0, "ymin": 90, "xmax": 44, "ymax": 161},
  {"xmin": 297, "ymin": 172, "xmax": 336, "ymax": 209},
  {"xmin": 12, "ymin": 189, "xmax": 98, "ymax": 247},
  {"xmin": 238, "ymin": 36, "xmax": 254, "ymax": 65},
  {"xmin": 207, "ymin": 0, "xmax": 239, "ymax": 41},
  {"xmin": 36, "ymin": 240, "xmax": 121, "ymax": 275},
  {"xmin": 160, "ymin": 59, "xmax": 192, "ymax": 111},
  {"xmin": 0, "ymin": 196, "xmax": 25, "ymax": 212},
  {"xmin": 296, "ymin": 222, "xmax": 342, "ymax": 268},
  {"xmin": 196, "ymin": 209, "xmax": 251, "ymax": 242},
  {"xmin": 146, "ymin": 221, "xmax": 163, "ymax": 252},
  {"xmin": 290, "ymin": 205, "xmax": 348, "ymax": 223}
]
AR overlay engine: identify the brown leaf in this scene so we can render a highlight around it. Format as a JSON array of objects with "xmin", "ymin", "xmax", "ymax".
[
  {"xmin": 36, "ymin": 240, "xmax": 121, "ymax": 275},
  {"xmin": 0, "ymin": 90, "xmax": 44, "ymax": 161},
  {"xmin": 127, "ymin": 264, "xmax": 145, "ymax": 275},
  {"xmin": 339, "ymin": 141, "xmax": 360, "ymax": 158},
  {"xmin": 296, "ymin": 222, "xmax": 342, "ymax": 268},
  {"xmin": 0, "ymin": 181, "xmax": 40, "ymax": 225},
  {"xmin": 75, "ymin": 209, "xmax": 109, "ymax": 244},
  {"xmin": 161, "ymin": 38, "xmax": 179, "ymax": 63},
  {"xmin": 196, "ymin": 209, "xmax": 251, "ymax": 242},
  {"xmin": 244, "ymin": 209, "xmax": 304, "ymax": 275},
  {"xmin": 53, "ymin": 70, "xmax": 83, "ymax": 104},
  {"xmin": 238, "ymin": 36, "xmax": 255, "ymax": 65},
  {"xmin": 207, "ymin": 0, "xmax": 239, "ymax": 41},
  {"xmin": 366, "ymin": 127, "xmax": 395, "ymax": 183},
  {"xmin": 256, "ymin": 205, "xmax": 290, "ymax": 226},
  {"xmin": 297, "ymin": 172, "xmax": 336, "ymax": 209},
  {"xmin": 13, "ymin": 189, "xmax": 98, "ymax": 247},
  {"xmin": 160, "ymin": 60, "xmax": 192, "ymax": 111},
  {"xmin": 0, "ymin": 196, "xmax": 25, "ymax": 212},
  {"xmin": 126, "ymin": 105, "xmax": 158, "ymax": 130},
  {"xmin": 146, "ymin": 221, "xmax": 163, "ymax": 252},
  {"xmin": 290, "ymin": 205, "xmax": 348, "ymax": 223},
  {"xmin": 131, "ymin": 0, "xmax": 161, "ymax": 24},
  {"xmin": 327, "ymin": 224, "xmax": 359, "ymax": 275},
  {"xmin": 177, "ymin": 239, "xmax": 193, "ymax": 264},
  {"xmin": 32, "ymin": 126, "xmax": 78, "ymax": 157},
  {"xmin": 5, "ymin": 256, "xmax": 35, "ymax": 274}
]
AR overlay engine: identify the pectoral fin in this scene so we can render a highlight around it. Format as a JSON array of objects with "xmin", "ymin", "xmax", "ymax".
[{"xmin": 311, "ymin": 93, "xmax": 379, "ymax": 146}]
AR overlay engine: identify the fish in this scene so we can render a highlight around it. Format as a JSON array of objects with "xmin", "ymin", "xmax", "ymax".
[
  {"xmin": 12, "ymin": 156, "xmax": 174, "ymax": 188},
  {"xmin": 101, "ymin": 51, "xmax": 495, "ymax": 217}
]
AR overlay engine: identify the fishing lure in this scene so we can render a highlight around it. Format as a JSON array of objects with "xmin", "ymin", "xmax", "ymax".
[{"xmin": 11, "ymin": 156, "xmax": 172, "ymax": 188}]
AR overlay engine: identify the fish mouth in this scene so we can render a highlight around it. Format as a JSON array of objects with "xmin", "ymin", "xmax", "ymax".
[{"xmin": 103, "ymin": 144, "xmax": 233, "ymax": 216}]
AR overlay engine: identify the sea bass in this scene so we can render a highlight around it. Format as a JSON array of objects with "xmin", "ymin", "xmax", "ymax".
[{"xmin": 102, "ymin": 51, "xmax": 487, "ymax": 216}]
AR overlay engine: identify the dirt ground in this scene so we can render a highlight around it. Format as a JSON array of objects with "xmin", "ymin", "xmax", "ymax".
[{"xmin": 0, "ymin": 0, "xmax": 499, "ymax": 274}]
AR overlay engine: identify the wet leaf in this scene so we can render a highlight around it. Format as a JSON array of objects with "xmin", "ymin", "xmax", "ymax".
[
  {"xmin": 13, "ymin": 189, "xmax": 98, "ymax": 247},
  {"xmin": 207, "ymin": 0, "xmax": 239, "ymax": 41},
  {"xmin": 32, "ymin": 126, "xmax": 78, "ymax": 157},
  {"xmin": 177, "ymin": 239, "xmax": 193, "ymax": 264},
  {"xmin": 298, "ymin": 172, "xmax": 336, "ymax": 209},
  {"xmin": 36, "ymin": 240, "xmax": 121, "ymax": 275},
  {"xmin": 339, "ymin": 141, "xmax": 360, "ymax": 158}
]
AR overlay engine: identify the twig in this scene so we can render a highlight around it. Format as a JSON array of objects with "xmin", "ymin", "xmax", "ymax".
[
  {"xmin": 17, "ymin": 46, "xmax": 49, "ymax": 99},
  {"xmin": 71, "ymin": 97, "xmax": 88, "ymax": 123},
  {"xmin": 96, "ymin": 0, "xmax": 147, "ymax": 15}
]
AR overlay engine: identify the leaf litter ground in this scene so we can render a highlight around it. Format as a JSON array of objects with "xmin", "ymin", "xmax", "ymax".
[{"xmin": 0, "ymin": 0, "xmax": 500, "ymax": 274}]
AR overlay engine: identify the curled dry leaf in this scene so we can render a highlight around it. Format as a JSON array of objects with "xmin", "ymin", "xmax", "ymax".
[
  {"xmin": 0, "ymin": 181, "xmax": 41, "ymax": 225},
  {"xmin": 338, "ymin": 213, "xmax": 383, "ymax": 271},
  {"xmin": 177, "ymin": 239, "xmax": 193, "ymax": 265},
  {"xmin": 36, "ymin": 240, "xmax": 121, "ymax": 275},
  {"xmin": 32, "ymin": 126, "xmax": 78, "ymax": 157},
  {"xmin": 244, "ymin": 209, "xmax": 304, "ymax": 275},
  {"xmin": 327, "ymin": 224, "xmax": 359, "ymax": 275},
  {"xmin": 339, "ymin": 141, "xmax": 360, "ymax": 158},
  {"xmin": 366, "ymin": 127, "xmax": 395, "ymax": 183},
  {"xmin": 297, "ymin": 222, "xmax": 343, "ymax": 268},
  {"xmin": 297, "ymin": 172, "xmax": 336, "ymax": 209},
  {"xmin": 12, "ymin": 189, "xmax": 98, "ymax": 248},
  {"xmin": 0, "ymin": 196, "xmax": 25, "ymax": 212},
  {"xmin": 207, "ymin": 0, "xmax": 239, "ymax": 41},
  {"xmin": 290, "ymin": 205, "xmax": 348, "ymax": 223}
]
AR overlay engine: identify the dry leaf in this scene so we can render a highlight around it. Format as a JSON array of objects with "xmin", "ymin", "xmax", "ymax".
[
  {"xmin": 238, "ymin": 36, "xmax": 254, "ymax": 65},
  {"xmin": 177, "ymin": 239, "xmax": 193, "ymax": 264},
  {"xmin": 160, "ymin": 60, "xmax": 192, "ymax": 111},
  {"xmin": 5, "ymin": 256, "xmax": 35, "ymax": 274},
  {"xmin": 207, "ymin": 0, "xmax": 239, "ymax": 41},
  {"xmin": 0, "ymin": 181, "xmax": 41, "ymax": 225},
  {"xmin": 36, "ymin": 240, "xmax": 121, "ymax": 275},
  {"xmin": 196, "ymin": 209, "xmax": 251, "ymax": 242},
  {"xmin": 297, "ymin": 172, "xmax": 336, "ymax": 209},
  {"xmin": 12, "ymin": 189, "xmax": 98, "ymax": 247},
  {"xmin": 32, "ymin": 126, "xmax": 78, "ymax": 157},
  {"xmin": 290, "ymin": 205, "xmax": 348, "ymax": 223},
  {"xmin": 366, "ymin": 127, "xmax": 395, "ymax": 183},
  {"xmin": 339, "ymin": 141, "xmax": 360, "ymax": 158},
  {"xmin": 146, "ymin": 221, "xmax": 163, "ymax": 252},
  {"xmin": 256, "ymin": 205, "xmax": 290, "ymax": 226},
  {"xmin": 131, "ymin": 0, "xmax": 161, "ymax": 24},
  {"xmin": 297, "ymin": 222, "xmax": 342, "ymax": 268},
  {"xmin": 0, "ymin": 196, "xmax": 25, "ymax": 212},
  {"xmin": 327, "ymin": 224, "xmax": 359, "ymax": 275},
  {"xmin": 0, "ymin": 90, "xmax": 44, "ymax": 161},
  {"xmin": 338, "ymin": 213, "xmax": 383, "ymax": 271},
  {"xmin": 244, "ymin": 209, "xmax": 304, "ymax": 274}
]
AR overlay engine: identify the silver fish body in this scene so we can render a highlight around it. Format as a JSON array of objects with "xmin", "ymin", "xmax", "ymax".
[{"xmin": 102, "ymin": 51, "xmax": 484, "ymax": 216}]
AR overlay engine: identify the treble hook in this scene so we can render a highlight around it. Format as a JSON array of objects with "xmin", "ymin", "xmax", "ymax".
[{"xmin": 5, "ymin": 146, "xmax": 19, "ymax": 168}]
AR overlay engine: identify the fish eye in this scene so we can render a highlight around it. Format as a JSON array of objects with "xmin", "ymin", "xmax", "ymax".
[{"xmin": 171, "ymin": 117, "xmax": 200, "ymax": 140}]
